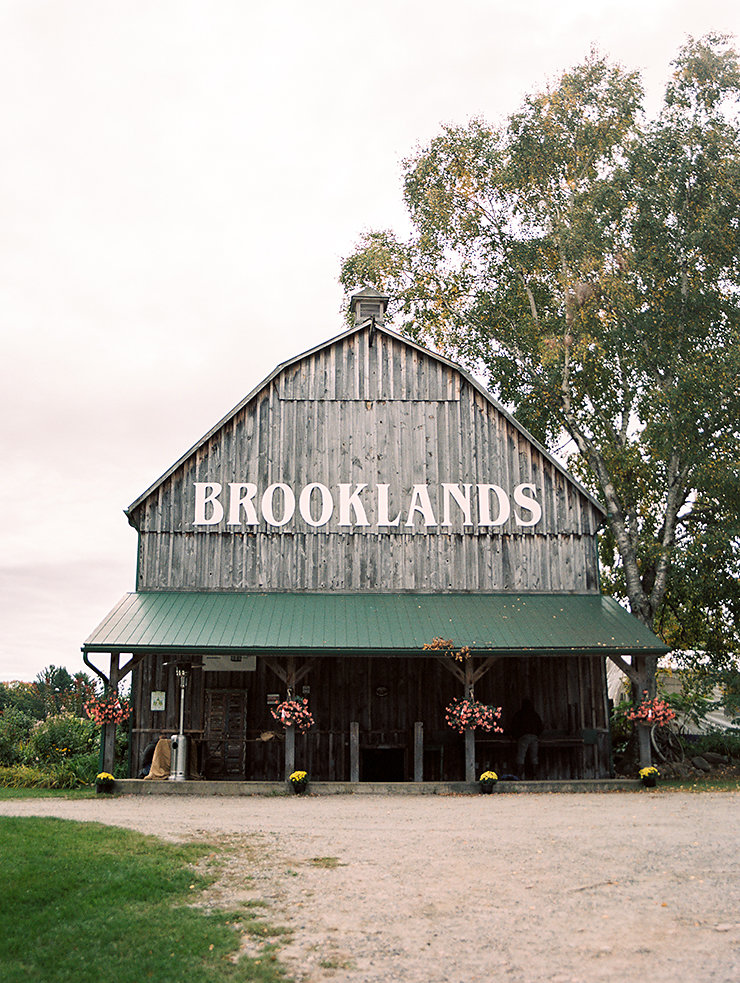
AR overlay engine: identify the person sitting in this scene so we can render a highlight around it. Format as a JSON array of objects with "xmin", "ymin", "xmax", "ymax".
[
  {"xmin": 141, "ymin": 735, "xmax": 171, "ymax": 780},
  {"xmin": 510, "ymin": 698, "xmax": 544, "ymax": 780},
  {"xmin": 137, "ymin": 739, "xmax": 158, "ymax": 779}
]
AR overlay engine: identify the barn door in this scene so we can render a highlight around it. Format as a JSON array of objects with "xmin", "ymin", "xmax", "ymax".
[{"xmin": 204, "ymin": 690, "xmax": 247, "ymax": 779}]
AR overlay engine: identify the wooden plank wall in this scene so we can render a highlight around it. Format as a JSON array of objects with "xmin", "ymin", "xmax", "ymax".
[
  {"xmin": 130, "ymin": 653, "xmax": 611, "ymax": 781},
  {"xmin": 131, "ymin": 328, "xmax": 602, "ymax": 593}
]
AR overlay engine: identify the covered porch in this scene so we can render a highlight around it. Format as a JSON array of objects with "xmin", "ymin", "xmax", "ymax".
[{"xmin": 82, "ymin": 591, "xmax": 667, "ymax": 783}]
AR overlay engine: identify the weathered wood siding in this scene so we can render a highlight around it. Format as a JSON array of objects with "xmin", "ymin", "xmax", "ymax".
[
  {"xmin": 131, "ymin": 652, "xmax": 611, "ymax": 781},
  {"xmin": 129, "ymin": 327, "xmax": 603, "ymax": 592}
]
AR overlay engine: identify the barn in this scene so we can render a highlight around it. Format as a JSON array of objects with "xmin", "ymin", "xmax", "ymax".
[{"xmin": 83, "ymin": 288, "xmax": 666, "ymax": 783}]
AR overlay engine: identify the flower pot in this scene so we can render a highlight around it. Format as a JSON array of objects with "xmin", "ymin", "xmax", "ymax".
[
  {"xmin": 96, "ymin": 784, "xmax": 114, "ymax": 794},
  {"xmin": 641, "ymin": 776, "xmax": 657, "ymax": 788},
  {"xmin": 480, "ymin": 782, "xmax": 497, "ymax": 794},
  {"xmin": 291, "ymin": 783, "xmax": 308, "ymax": 795}
]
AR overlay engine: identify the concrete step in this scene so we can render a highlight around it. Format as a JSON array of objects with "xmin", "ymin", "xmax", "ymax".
[{"xmin": 112, "ymin": 778, "xmax": 639, "ymax": 796}]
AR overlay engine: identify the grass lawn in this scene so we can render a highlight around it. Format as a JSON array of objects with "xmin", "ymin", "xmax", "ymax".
[
  {"xmin": 0, "ymin": 787, "xmax": 98, "ymax": 800},
  {"xmin": 0, "ymin": 817, "xmax": 290, "ymax": 983},
  {"xmin": 658, "ymin": 775, "xmax": 740, "ymax": 792}
]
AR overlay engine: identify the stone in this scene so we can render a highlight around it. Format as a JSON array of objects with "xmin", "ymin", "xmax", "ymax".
[
  {"xmin": 701, "ymin": 751, "xmax": 728, "ymax": 765},
  {"xmin": 691, "ymin": 755, "xmax": 712, "ymax": 772}
]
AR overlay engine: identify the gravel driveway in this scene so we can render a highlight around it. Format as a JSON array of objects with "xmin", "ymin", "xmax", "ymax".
[{"xmin": 2, "ymin": 791, "xmax": 738, "ymax": 982}]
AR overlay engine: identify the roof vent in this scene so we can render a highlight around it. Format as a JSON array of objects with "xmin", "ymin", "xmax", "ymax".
[{"xmin": 349, "ymin": 286, "xmax": 389, "ymax": 326}]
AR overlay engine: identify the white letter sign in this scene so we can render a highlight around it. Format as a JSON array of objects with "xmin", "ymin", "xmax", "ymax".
[
  {"xmin": 194, "ymin": 483, "xmax": 223, "ymax": 525},
  {"xmin": 298, "ymin": 483, "xmax": 334, "ymax": 527}
]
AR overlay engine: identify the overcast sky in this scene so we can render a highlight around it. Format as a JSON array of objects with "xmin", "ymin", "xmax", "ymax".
[{"xmin": 1, "ymin": 1, "xmax": 738, "ymax": 683}]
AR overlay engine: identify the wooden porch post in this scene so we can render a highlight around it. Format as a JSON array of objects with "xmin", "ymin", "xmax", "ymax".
[
  {"xmin": 637, "ymin": 724, "xmax": 652, "ymax": 769},
  {"xmin": 263, "ymin": 656, "xmax": 313, "ymax": 782},
  {"xmin": 413, "ymin": 721, "xmax": 424, "ymax": 783},
  {"xmin": 102, "ymin": 653, "xmax": 120, "ymax": 775},
  {"xmin": 350, "ymin": 722, "xmax": 360, "ymax": 782},
  {"xmin": 284, "ymin": 725, "xmax": 296, "ymax": 781},
  {"xmin": 284, "ymin": 657, "xmax": 297, "ymax": 781},
  {"xmin": 436, "ymin": 652, "xmax": 497, "ymax": 784},
  {"xmin": 464, "ymin": 661, "xmax": 475, "ymax": 784}
]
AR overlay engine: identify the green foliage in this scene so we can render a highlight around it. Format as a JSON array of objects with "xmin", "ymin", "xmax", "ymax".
[
  {"xmin": 34, "ymin": 665, "xmax": 98, "ymax": 718},
  {"xmin": 689, "ymin": 730, "xmax": 740, "ymax": 760},
  {"xmin": 0, "ymin": 668, "xmax": 98, "ymax": 721},
  {"xmin": 68, "ymin": 751, "xmax": 103, "ymax": 784},
  {"xmin": 609, "ymin": 697, "xmax": 637, "ymax": 757},
  {"xmin": 341, "ymin": 35, "xmax": 740, "ymax": 692},
  {"xmin": 0, "ymin": 817, "xmax": 290, "ymax": 982},
  {"xmin": 0, "ymin": 707, "xmax": 34, "ymax": 765},
  {"xmin": 0, "ymin": 683, "xmax": 129, "ymax": 782},
  {"xmin": 28, "ymin": 713, "xmax": 98, "ymax": 763},
  {"xmin": 0, "ymin": 785, "xmax": 97, "ymax": 799},
  {"xmin": 0, "ymin": 763, "xmax": 90, "ymax": 789},
  {"xmin": 0, "ymin": 680, "xmax": 45, "ymax": 719},
  {"xmin": 114, "ymin": 724, "xmax": 129, "ymax": 777}
]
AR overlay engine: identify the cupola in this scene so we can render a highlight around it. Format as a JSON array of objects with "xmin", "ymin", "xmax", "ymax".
[{"xmin": 349, "ymin": 286, "xmax": 389, "ymax": 325}]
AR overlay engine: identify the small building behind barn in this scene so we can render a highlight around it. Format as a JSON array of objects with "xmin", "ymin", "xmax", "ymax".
[{"xmin": 84, "ymin": 289, "xmax": 666, "ymax": 782}]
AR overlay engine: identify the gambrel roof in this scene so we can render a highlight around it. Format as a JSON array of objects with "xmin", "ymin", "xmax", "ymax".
[{"xmin": 125, "ymin": 318, "xmax": 605, "ymax": 523}]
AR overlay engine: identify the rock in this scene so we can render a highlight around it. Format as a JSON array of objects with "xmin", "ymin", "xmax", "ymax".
[
  {"xmin": 691, "ymin": 755, "xmax": 712, "ymax": 772},
  {"xmin": 702, "ymin": 752, "xmax": 728, "ymax": 765}
]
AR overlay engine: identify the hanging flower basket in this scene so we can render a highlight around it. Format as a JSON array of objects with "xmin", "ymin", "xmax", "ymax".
[
  {"xmin": 445, "ymin": 698, "xmax": 504, "ymax": 735},
  {"xmin": 84, "ymin": 695, "xmax": 131, "ymax": 727},
  {"xmin": 271, "ymin": 698, "xmax": 315, "ymax": 733},
  {"xmin": 628, "ymin": 693, "xmax": 676, "ymax": 727}
]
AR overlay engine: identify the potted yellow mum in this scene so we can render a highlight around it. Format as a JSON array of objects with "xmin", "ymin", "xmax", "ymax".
[
  {"xmin": 479, "ymin": 770, "xmax": 498, "ymax": 793},
  {"xmin": 289, "ymin": 770, "xmax": 309, "ymax": 794},
  {"xmin": 639, "ymin": 766, "xmax": 659, "ymax": 788}
]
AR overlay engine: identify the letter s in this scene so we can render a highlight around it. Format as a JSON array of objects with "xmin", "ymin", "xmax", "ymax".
[{"xmin": 514, "ymin": 483, "xmax": 542, "ymax": 527}]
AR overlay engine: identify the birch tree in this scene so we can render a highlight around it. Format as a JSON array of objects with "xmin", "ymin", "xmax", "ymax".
[{"xmin": 340, "ymin": 36, "xmax": 740, "ymax": 716}]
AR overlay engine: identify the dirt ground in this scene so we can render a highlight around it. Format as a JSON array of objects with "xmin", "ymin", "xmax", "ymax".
[{"xmin": 2, "ymin": 790, "xmax": 739, "ymax": 982}]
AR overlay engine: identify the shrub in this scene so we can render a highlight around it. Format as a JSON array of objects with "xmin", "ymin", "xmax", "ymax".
[
  {"xmin": 0, "ymin": 707, "xmax": 34, "ymax": 765},
  {"xmin": 114, "ymin": 726, "xmax": 129, "ymax": 775},
  {"xmin": 28, "ymin": 714, "xmax": 98, "ymax": 764},
  {"xmin": 690, "ymin": 730, "xmax": 740, "ymax": 760},
  {"xmin": 0, "ymin": 763, "xmax": 88, "ymax": 789},
  {"xmin": 66, "ymin": 752, "xmax": 102, "ymax": 785},
  {"xmin": 609, "ymin": 698, "xmax": 634, "ymax": 755},
  {"xmin": 0, "ymin": 680, "xmax": 44, "ymax": 718}
]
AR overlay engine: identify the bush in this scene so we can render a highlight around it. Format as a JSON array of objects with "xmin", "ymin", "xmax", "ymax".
[
  {"xmin": 0, "ymin": 707, "xmax": 34, "ymax": 765},
  {"xmin": 610, "ymin": 698, "xmax": 633, "ymax": 754},
  {"xmin": 28, "ymin": 714, "xmax": 98, "ymax": 764},
  {"xmin": 0, "ymin": 681, "xmax": 44, "ymax": 719},
  {"xmin": 0, "ymin": 763, "xmax": 88, "ymax": 789},
  {"xmin": 65, "ymin": 752, "xmax": 101, "ymax": 785},
  {"xmin": 115, "ymin": 726, "xmax": 129, "ymax": 776},
  {"xmin": 689, "ymin": 730, "xmax": 740, "ymax": 760}
]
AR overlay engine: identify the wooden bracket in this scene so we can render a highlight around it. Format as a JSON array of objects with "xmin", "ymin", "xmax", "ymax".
[{"xmin": 263, "ymin": 656, "xmax": 313, "ymax": 691}]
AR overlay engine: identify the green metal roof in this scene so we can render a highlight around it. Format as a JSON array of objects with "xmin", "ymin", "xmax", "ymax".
[{"xmin": 83, "ymin": 592, "xmax": 667, "ymax": 657}]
